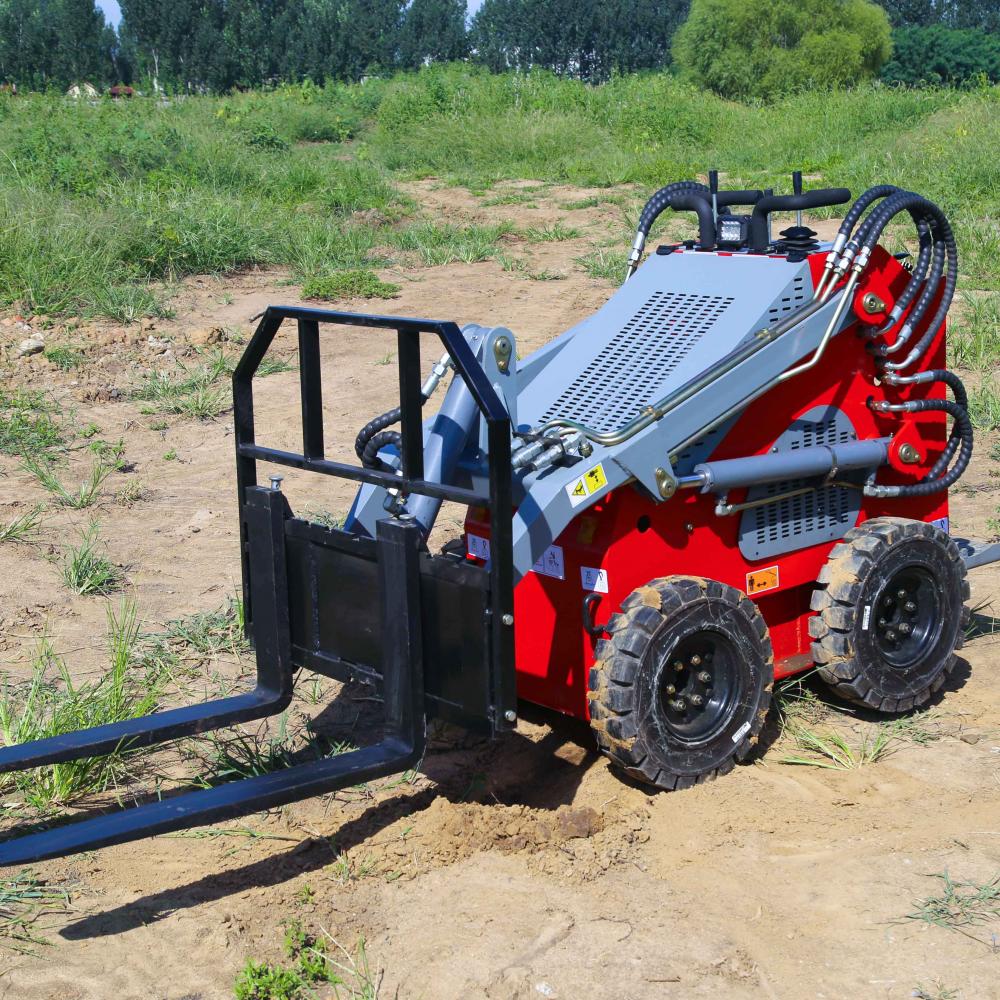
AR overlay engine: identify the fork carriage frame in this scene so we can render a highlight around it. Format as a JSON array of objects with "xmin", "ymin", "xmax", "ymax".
[{"xmin": 0, "ymin": 306, "xmax": 516, "ymax": 866}]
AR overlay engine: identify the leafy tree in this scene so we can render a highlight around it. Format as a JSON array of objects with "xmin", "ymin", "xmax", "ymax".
[
  {"xmin": 471, "ymin": 0, "xmax": 688, "ymax": 81},
  {"xmin": 0, "ymin": 0, "xmax": 114, "ymax": 89},
  {"xmin": 882, "ymin": 25, "xmax": 1000, "ymax": 84},
  {"xmin": 672, "ymin": 0, "xmax": 892, "ymax": 100},
  {"xmin": 878, "ymin": 0, "xmax": 999, "ymax": 32},
  {"xmin": 399, "ymin": 0, "xmax": 468, "ymax": 69}
]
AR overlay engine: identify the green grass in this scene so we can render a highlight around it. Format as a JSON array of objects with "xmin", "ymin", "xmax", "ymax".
[
  {"xmin": 133, "ymin": 352, "xmax": 231, "ymax": 419},
  {"xmin": 159, "ymin": 600, "xmax": 248, "ymax": 659},
  {"xmin": 0, "ymin": 505, "xmax": 44, "ymax": 543},
  {"xmin": 968, "ymin": 380, "xmax": 1000, "ymax": 431},
  {"xmin": 0, "ymin": 871, "xmax": 71, "ymax": 955},
  {"xmin": 23, "ymin": 456, "xmax": 115, "ymax": 508},
  {"xmin": 234, "ymin": 922, "xmax": 381, "ymax": 1000},
  {"xmin": 949, "ymin": 293, "xmax": 1000, "ymax": 371},
  {"xmin": 575, "ymin": 247, "xmax": 626, "ymax": 282},
  {"xmin": 906, "ymin": 871, "xmax": 1000, "ymax": 949},
  {"xmin": 132, "ymin": 348, "xmax": 292, "ymax": 419},
  {"xmin": 0, "ymin": 389, "xmax": 64, "ymax": 459},
  {"xmin": 43, "ymin": 346, "xmax": 84, "ymax": 370},
  {"xmin": 779, "ymin": 723, "xmax": 896, "ymax": 770},
  {"xmin": 302, "ymin": 269, "xmax": 400, "ymax": 301},
  {"xmin": 388, "ymin": 220, "xmax": 516, "ymax": 265},
  {"xmin": 1, "ymin": 69, "xmax": 997, "ymax": 322},
  {"xmin": 0, "ymin": 601, "xmax": 162, "ymax": 808},
  {"xmin": 185, "ymin": 711, "xmax": 351, "ymax": 787},
  {"xmin": 521, "ymin": 222, "xmax": 581, "ymax": 242},
  {"xmin": 60, "ymin": 523, "xmax": 122, "ymax": 595}
]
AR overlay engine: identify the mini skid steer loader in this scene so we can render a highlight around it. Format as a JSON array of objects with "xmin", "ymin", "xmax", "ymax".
[{"xmin": 2, "ymin": 173, "xmax": 997, "ymax": 865}]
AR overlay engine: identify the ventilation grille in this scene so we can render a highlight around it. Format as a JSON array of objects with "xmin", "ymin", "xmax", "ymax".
[
  {"xmin": 739, "ymin": 410, "xmax": 861, "ymax": 562},
  {"xmin": 767, "ymin": 275, "xmax": 808, "ymax": 322},
  {"xmin": 540, "ymin": 291, "xmax": 734, "ymax": 430}
]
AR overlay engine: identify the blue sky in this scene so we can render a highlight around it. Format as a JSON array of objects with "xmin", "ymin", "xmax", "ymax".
[{"xmin": 97, "ymin": 1, "xmax": 485, "ymax": 29}]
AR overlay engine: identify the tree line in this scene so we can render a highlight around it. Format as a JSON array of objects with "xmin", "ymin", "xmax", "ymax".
[{"xmin": 0, "ymin": 0, "xmax": 997, "ymax": 95}]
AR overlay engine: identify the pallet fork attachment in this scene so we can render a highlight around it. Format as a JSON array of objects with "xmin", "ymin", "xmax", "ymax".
[{"xmin": 0, "ymin": 307, "xmax": 514, "ymax": 866}]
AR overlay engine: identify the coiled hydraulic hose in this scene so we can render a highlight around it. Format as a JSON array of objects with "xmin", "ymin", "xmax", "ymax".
[
  {"xmin": 884, "ymin": 369, "xmax": 969, "ymax": 479},
  {"xmin": 355, "ymin": 406, "xmax": 405, "ymax": 469},
  {"xmin": 353, "ymin": 352, "xmax": 454, "ymax": 473},
  {"xmin": 625, "ymin": 180, "xmax": 710, "ymax": 278},
  {"xmin": 867, "ymin": 397, "xmax": 973, "ymax": 498}
]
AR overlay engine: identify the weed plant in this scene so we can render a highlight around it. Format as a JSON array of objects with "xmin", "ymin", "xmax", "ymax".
[{"xmin": 0, "ymin": 601, "xmax": 162, "ymax": 808}]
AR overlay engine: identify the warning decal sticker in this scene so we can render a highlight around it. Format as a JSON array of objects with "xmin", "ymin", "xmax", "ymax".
[
  {"xmin": 581, "ymin": 566, "xmax": 609, "ymax": 593},
  {"xmin": 532, "ymin": 544, "xmax": 565, "ymax": 580},
  {"xmin": 746, "ymin": 565, "xmax": 779, "ymax": 595},
  {"xmin": 566, "ymin": 463, "xmax": 609, "ymax": 508}
]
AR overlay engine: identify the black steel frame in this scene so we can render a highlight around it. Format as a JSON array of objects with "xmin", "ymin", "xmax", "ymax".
[{"xmin": 0, "ymin": 306, "xmax": 514, "ymax": 865}]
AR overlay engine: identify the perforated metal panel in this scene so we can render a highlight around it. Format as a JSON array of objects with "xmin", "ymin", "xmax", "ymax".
[
  {"xmin": 539, "ymin": 291, "xmax": 734, "ymax": 429},
  {"xmin": 766, "ymin": 274, "xmax": 808, "ymax": 323},
  {"xmin": 739, "ymin": 407, "xmax": 861, "ymax": 561}
]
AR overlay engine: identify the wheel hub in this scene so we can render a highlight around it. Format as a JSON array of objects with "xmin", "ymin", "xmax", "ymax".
[
  {"xmin": 872, "ymin": 566, "xmax": 942, "ymax": 668},
  {"xmin": 659, "ymin": 630, "xmax": 740, "ymax": 743}
]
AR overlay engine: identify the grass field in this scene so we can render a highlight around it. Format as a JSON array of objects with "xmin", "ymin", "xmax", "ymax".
[{"xmin": 1, "ymin": 65, "xmax": 998, "ymax": 321}]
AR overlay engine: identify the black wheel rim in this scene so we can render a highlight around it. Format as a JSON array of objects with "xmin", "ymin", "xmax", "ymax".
[
  {"xmin": 658, "ymin": 628, "xmax": 742, "ymax": 744},
  {"xmin": 871, "ymin": 564, "xmax": 943, "ymax": 668}
]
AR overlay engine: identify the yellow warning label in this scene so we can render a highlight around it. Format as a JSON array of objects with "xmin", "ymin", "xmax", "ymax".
[
  {"xmin": 584, "ymin": 464, "xmax": 608, "ymax": 493},
  {"xmin": 566, "ymin": 463, "xmax": 609, "ymax": 507},
  {"xmin": 746, "ymin": 565, "xmax": 780, "ymax": 595}
]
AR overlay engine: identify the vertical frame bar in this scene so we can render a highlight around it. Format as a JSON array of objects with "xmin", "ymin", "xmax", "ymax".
[
  {"xmin": 233, "ymin": 310, "xmax": 283, "ymax": 637},
  {"xmin": 396, "ymin": 329, "xmax": 424, "ymax": 481},
  {"xmin": 297, "ymin": 318, "xmax": 324, "ymax": 461},
  {"xmin": 376, "ymin": 514, "xmax": 425, "ymax": 746}
]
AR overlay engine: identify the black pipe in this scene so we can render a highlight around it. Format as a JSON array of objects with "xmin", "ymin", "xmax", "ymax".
[
  {"xmin": 669, "ymin": 191, "xmax": 717, "ymax": 249},
  {"xmin": 880, "ymin": 398, "xmax": 973, "ymax": 497},
  {"xmin": 749, "ymin": 187, "xmax": 852, "ymax": 251}
]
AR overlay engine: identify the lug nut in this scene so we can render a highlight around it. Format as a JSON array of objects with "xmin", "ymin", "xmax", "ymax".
[
  {"xmin": 884, "ymin": 597, "xmax": 894, "ymax": 608},
  {"xmin": 689, "ymin": 694, "xmax": 704, "ymax": 707},
  {"xmin": 697, "ymin": 671, "xmax": 712, "ymax": 684},
  {"xmin": 905, "ymin": 601, "xmax": 916, "ymax": 613},
  {"xmin": 878, "ymin": 618, "xmax": 887, "ymax": 628},
  {"xmin": 669, "ymin": 698, "xmax": 687, "ymax": 712},
  {"xmin": 673, "ymin": 660, "xmax": 684, "ymax": 671},
  {"xmin": 897, "ymin": 589, "xmax": 907, "ymax": 599},
  {"xmin": 898, "ymin": 622, "xmax": 912, "ymax": 635},
  {"xmin": 665, "ymin": 684, "xmax": 676, "ymax": 696},
  {"xmin": 886, "ymin": 629, "xmax": 897, "ymax": 642},
  {"xmin": 690, "ymin": 654, "xmax": 702, "ymax": 667}
]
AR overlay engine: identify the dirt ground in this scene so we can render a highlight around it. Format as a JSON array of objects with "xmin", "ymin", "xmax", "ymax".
[{"xmin": 0, "ymin": 184, "xmax": 998, "ymax": 1000}]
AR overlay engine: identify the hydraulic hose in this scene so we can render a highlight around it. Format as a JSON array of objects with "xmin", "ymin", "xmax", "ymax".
[
  {"xmin": 353, "ymin": 351, "xmax": 454, "ymax": 472},
  {"xmin": 361, "ymin": 428, "xmax": 403, "ymax": 473},
  {"xmin": 355, "ymin": 406, "xmax": 404, "ymax": 467},
  {"xmin": 626, "ymin": 180, "xmax": 710, "ymax": 278},
  {"xmin": 844, "ymin": 191, "xmax": 957, "ymax": 372},
  {"xmin": 867, "ymin": 397, "xmax": 973, "ymax": 498},
  {"xmin": 884, "ymin": 369, "xmax": 969, "ymax": 479},
  {"xmin": 875, "ymin": 215, "xmax": 934, "ymax": 339}
]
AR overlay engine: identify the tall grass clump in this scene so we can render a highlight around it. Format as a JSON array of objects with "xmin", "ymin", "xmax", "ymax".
[
  {"xmin": 1, "ymin": 69, "xmax": 997, "ymax": 319},
  {"xmin": 0, "ymin": 601, "xmax": 163, "ymax": 809}
]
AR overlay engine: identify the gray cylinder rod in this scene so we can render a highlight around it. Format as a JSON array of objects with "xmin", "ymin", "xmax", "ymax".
[{"xmin": 692, "ymin": 438, "xmax": 890, "ymax": 494}]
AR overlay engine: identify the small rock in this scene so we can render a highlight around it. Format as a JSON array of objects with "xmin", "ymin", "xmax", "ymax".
[
  {"xmin": 17, "ymin": 336, "xmax": 44, "ymax": 357},
  {"xmin": 959, "ymin": 732, "xmax": 980, "ymax": 745},
  {"xmin": 187, "ymin": 325, "xmax": 225, "ymax": 346},
  {"xmin": 147, "ymin": 335, "xmax": 172, "ymax": 353}
]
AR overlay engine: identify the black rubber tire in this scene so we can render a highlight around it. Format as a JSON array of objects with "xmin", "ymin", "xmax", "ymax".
[
  {"xmin": 588, "ymin": 576, "xmax": 773, "ymax": 791},
  {"xmin": 809, "ymin": 517, "xmax": 970, "ymax": 713}
]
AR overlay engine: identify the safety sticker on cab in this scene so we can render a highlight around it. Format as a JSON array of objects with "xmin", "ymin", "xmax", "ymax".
[
  {"xmin": 746, "ymin": 565, "xmax": 779, "ymax": 595},
  {"xmin": 566, "ymin": 463, "xmax": 609, "ymax": 508}
]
